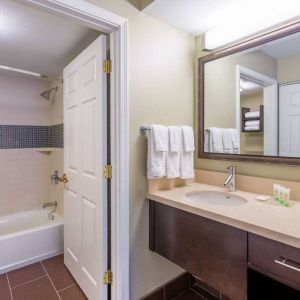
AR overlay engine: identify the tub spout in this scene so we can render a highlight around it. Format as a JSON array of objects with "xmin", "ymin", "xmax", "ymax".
[{"xmin": 43, "ymin": 201, "xmax": 57, "ymax": 220}]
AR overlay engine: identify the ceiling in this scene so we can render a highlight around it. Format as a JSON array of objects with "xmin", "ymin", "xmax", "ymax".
[
  {"xmin": 260, "ymin": 32, "xmax": 300, "ymax": 60},
  {"xmin": 144, "ymin": 0, "xmax": 233, "ymax": 36},
  {"xmin": 0, "ymin": 0, "xmax": 100, "ymax": 77},
  {"xmin": 144, "ymin": 0, "xmax": 300, "ymax": 38}
]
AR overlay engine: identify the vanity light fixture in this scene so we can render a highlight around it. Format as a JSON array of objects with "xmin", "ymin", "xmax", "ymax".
[
  {"xmin": 204, "ymin": 0, "xmax": 300, "ymax": 50},
  {"xmin": 0, "ymin": 65, "xmax": 47, "ymax": 78}
]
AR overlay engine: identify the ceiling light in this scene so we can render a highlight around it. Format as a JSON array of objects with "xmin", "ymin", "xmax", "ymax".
[
  {"xmin": 0, "ymin": 65, "xmax": 47, "ymax": 78},
  {"xmin": 204, "ymin": 0, "xmax": 300, "ymax": 50}
]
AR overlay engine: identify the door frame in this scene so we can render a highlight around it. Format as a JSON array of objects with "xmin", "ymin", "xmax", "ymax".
[{"xmin": 23, "ymin": 1, "xmax": 129, "ymax": 299}]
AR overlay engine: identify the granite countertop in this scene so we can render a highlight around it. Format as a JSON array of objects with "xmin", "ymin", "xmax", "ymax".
[{"xmin": 147, "ymin": 182, "xmax": 300, "ymax": 249}]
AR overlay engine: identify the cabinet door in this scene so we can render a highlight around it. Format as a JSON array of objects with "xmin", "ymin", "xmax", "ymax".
[{"xmin": 149, "ymin": 201, "xmax": 247, "ymax": 300}]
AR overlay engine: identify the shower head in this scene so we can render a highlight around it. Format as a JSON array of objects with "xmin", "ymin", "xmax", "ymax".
[{"xmin": 40, "ymin": 87, "xmax": 58, "ymax": 101}]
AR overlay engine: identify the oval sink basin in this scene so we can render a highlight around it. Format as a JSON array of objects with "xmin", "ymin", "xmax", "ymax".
[{"xmin": 186, "ymin": 190, "xmax": 247, "ymax": 206}]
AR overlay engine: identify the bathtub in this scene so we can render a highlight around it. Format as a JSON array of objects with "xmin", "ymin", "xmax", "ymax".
[{"xmin": 0, "ymin": 208, "xmax": 63, "ymax": 274}]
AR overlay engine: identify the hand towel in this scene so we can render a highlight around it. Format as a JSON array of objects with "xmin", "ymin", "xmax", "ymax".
[
  {"xmin": 245, "ymin": 120, "xmax": 260, "ymax": 126},
  {"xmin": 146, "ymin": 129, "xmax": 166, "ymax": 179},
  {"xmin": 209, "ymin": 127, "xmax": 223, "ymax": 153},
  {"xmin": 180, "ymin": 126, "xmax": 194, "ymax": 179},
  {"xmin": 222, "ymin": 129, "xmax": 233, "ymax": 153},
  {"xmin": 244, "ymin": 125, "xmax": 260, "ymax": 131},
  {"xmin": 228, "ymin": 128, "xmax": 240, "ymax": 154},
  {"xmin": 166, "ymin": 126, "xmax": 181, "ymax": 178},
  {"xmin": 152, "ymin": 125, "xmax": 168, "ymax": 152},
  {"xmin": 245, "ymin": 111, "xmax": 260, "ymax": 118},
  {"xmin": 181, "ymin": 126, "xmax": 195, "ymax": 152}
]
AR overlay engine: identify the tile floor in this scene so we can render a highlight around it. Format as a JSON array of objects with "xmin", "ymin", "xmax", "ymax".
[{"xmin": 0, "ymin": 254, "xmax": 87, "ymax": 300}]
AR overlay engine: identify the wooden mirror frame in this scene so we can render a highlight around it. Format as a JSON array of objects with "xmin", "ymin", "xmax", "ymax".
[{"xmin": 198, "ymin": 20, "xmax": 300, "ymax": 165}]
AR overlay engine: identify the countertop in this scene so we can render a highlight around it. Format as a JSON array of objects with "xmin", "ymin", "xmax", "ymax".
[{"xmin": 147, "ymin": 182, "xmax": 300, "ymax": 249}]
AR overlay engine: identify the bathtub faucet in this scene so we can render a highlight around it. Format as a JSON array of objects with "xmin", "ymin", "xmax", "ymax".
[
  {"xmin": 43, "ymin": 201, "xmax": 57, "ymax": 220},
  {"xmin": 42, "ymin": 201, "xmax": 57, "ymax": 209}
]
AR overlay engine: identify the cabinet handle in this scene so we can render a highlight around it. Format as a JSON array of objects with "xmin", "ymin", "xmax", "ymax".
[{"xmin": 275, "ymin": 258, "xmax": 300, "ymax": 272}]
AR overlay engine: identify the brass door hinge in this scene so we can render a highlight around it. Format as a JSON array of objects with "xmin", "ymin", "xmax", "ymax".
[
  {"xmin": 104, "ymin": 270, "xmax": 113, "ymax": 284},
  {"xmin": 103, "ymin": 60, "xmax": 111, "ymax": 73},
  {"xmin": 103, "ymin": 165, "xmax": 112, "ymax": 179}
]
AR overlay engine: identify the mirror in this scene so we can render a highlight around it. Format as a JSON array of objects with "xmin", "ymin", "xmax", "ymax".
[{"xmin": 199, "ymin": 24, "xmax": 300, "ymax": 165}]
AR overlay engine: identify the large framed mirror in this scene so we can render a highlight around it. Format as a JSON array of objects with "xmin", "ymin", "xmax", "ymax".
[{"xmin": 198, "ymin": 22, "xmax": 300, "ymax": 165}]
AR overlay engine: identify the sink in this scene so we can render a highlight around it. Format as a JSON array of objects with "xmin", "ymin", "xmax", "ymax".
[{"xmin": 186, "ymin": 190, "xmax": 247, "ymax": 206}]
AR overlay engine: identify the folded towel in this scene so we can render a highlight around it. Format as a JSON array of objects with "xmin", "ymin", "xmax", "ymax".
[
  {"xmin": 168, "ymin": 126, "xmax": 181, "ymax": 152},
  {"xmin": 146, "ymin": 129, "xmax": 166, "ymax": 179},
  {"xmin": 152, "ymin": 125, "xmax": 168, "ymax": 152},
  {"xmin": 222, "ymin": 129, "xmax": 233, "ymax": 153},
  {"xmin": 244, "ymin": 125, "xmax": 260, "ymax": 131},
  {"xmin": 228, "ymin": 128, "xmax": 240, "ymax": 154},
  {"xmin": 245, "ymin": 111, "xmax": 260, "ymax": 118},
  {"xmin": 204, "ymin": 130, "xmax": 212, "ymax": 152},
  {"xmin": 245, "ymin": 120, "xmax": 260, "ymax": 126},
  {"xmin": 180, "ymin": 127, "xmax": 194, "ymax": 179},
  {"xmin": 209, "ymin": 127, "xmax": 223, "ymax": 153},
  {"xmin": 167, "ymin": 126, "xmax": 181, "ymax": 178},
  {"xmin": 181, "ymin": 126, "xmax": 195, "ymax": 152}
]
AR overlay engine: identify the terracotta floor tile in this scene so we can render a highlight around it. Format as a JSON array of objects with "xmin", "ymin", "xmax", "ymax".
[
  {"xmin": 11, "ymin": 276, "xmax": 59, "ymax": 300},
  {"xmin": 0, "ymin": 274, "xmax": 12, "ymax": 300},
  {"xmin": 47, "ymin": 267, "xmax": 76, "ymax": 291},
  {"xmin": 42, "ymin": 255, "xmax": 76, "ymax": 291},
  {"xmin": 7, "ymin": 262, "xmax": 45, "ymax": 288},
  {"xmin": 42, "ymin": 255, "xmax": 65, "ymax": 273},
  {"xmin": 59, "ymin": 284, "xmax": 87, "ymax": 300}
]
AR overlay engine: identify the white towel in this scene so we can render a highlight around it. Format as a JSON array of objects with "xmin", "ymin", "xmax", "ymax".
[
  {"xmin": 228, "ymin": 128, "xmax": 240, "ymax": 154},
  {"xmin": 166, "ymin": 126, "xmax": 181, "ymax": 178},
  {"xmin": 180, "ymin": 126, "xmax": 194, "ymax": 179},
  {"xmin": 209, "ymin": 127, "xmax": 223, "ymax": 153},
  {"xmin": 146, "ymin": 128, "xmax": 166, "ymax": 179},
  {"xmin": 222, "ymin": 129, "xmax": 233, "ymax": 153},
  {"xmin": 244, "ymin": 125, "xmax": 260, "ymax": 131},
  {"xmin": 245, "ymin": 120, "xmax": 260, "ymax": 126},
  {"xmin": 181, "ymin": 126, "xmax": 195, "ymax": 152},
  {"xmin": 152, "ymin": 124, "xmax": 168, "ymax": 152},
  {"xmin": 204, "ymin": 130, "xmax": 212, "ymax": 152},
  {"xmin": 245, "ymin": 111, "xmax": 260, "ymax": 118}
]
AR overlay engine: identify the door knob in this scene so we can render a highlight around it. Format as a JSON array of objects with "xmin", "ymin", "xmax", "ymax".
[{"xmin": 58, "ymin": 174, "xmax": 69, "ymax": 184}]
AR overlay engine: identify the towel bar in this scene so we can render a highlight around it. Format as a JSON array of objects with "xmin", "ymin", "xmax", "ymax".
[{"xmin": 140, "ymin": 125, "xmax": 151, "ymax": 134}]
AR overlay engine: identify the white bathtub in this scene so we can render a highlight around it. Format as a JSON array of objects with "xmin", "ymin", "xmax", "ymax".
[{"xmin": 0, "ymin": 209, "xmax": 64, "ymax": 274}]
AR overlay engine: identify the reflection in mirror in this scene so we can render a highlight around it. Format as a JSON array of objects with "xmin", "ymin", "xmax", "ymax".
[{"xmin": 203, "ymin": 31, "xmax": 300, "ymax": 158}]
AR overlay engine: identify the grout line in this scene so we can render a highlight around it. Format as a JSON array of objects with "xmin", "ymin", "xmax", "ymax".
[
  {"xmin": 57, "ymin": 282, "xmax": 77, "ymax": 293},
  {"xmin": 6, "ymin": 273, "xmax": 14, "ymax": 300},
  {"xmin": 10, "ymin": 275, "xmax": 47, "ymax": 290},
  {"xmin": 40, "ymin": 261, "xmax": 62, "ymax": 300}
]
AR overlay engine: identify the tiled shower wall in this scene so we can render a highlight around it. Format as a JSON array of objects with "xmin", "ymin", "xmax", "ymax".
[
  {"xmin": 0, "ymin": 72, "xmax": 64, "ymax": 216},
  {"xmin": 48, "ymin": 77, "xmax": 64, "ymax": 216}
]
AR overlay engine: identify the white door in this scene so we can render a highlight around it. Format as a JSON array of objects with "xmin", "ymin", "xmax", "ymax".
[
  {"xmin": 279, "ymin": 83, "xmax": 300, "ymax": 157},
  {"xmin": 264, "ymin": 84, "xmax": 278, "ymax": 156},
  {"xmin": 63, "ymin": 35, "xmax": 108, "ymax": 300}
]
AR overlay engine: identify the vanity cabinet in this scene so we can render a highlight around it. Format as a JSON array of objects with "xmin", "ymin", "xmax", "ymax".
[
  {"xmin": 149, "ymin": 201, "xmax": 248, "ymax": 300},
  {"xmin": 248, "ymin": 234, "xmax": 300, "ymax": 291}
]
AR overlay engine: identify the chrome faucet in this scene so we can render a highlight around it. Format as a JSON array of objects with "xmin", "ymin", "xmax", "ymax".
[
  {"xmin": 43, "ymin": 201, "xmax": 57, "ymax": 220},
  {"xmin": 224, "ymin": 166, "xmax": 236, "ymax": 192}
]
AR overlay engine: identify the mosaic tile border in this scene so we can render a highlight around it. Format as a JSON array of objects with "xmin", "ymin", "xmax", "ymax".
[{"xmin": 0, "ymin": 124, "xmax": 63, "ymax": 149}]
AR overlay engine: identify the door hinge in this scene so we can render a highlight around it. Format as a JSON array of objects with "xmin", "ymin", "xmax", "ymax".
[
  {"xmin": 103, "ymin": 165, "xmax": 112, "ymax": 179},
  {"xmin": 104, "ymin": 270, "xmax": 113, "ymax": 284},
  {"xmin": 103, "ymin": 60, "xmax": 111, "ymax": 73}
]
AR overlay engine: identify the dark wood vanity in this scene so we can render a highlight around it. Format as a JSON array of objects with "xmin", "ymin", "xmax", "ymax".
[{"xmin": 149, "ymin": 200, "xmax": 300, "ymax": 300}]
